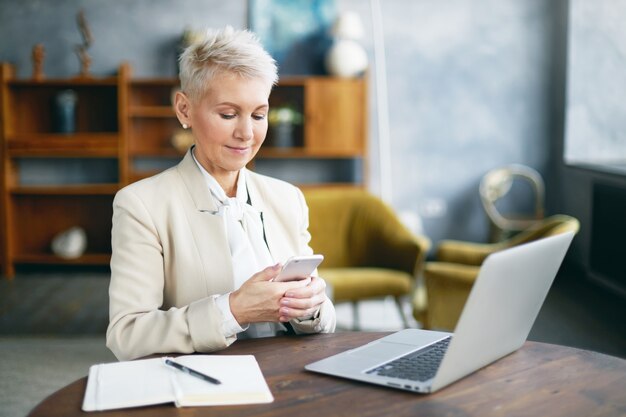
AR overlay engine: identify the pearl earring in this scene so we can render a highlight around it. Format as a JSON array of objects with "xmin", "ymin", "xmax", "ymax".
[{"xmin": 182, "ymin": 123, "xmax": 189, "ymax": 129}]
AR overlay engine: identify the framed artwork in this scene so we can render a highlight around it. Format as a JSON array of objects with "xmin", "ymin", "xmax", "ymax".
[{"xmin": 248, "ymin": 0, "xmax": 337, "ymax": 75}]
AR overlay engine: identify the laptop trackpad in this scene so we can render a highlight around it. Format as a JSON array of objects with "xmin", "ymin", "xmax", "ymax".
[{"xmin": 348, "ymin": 341, "xmax": 413, "ymax": 359}]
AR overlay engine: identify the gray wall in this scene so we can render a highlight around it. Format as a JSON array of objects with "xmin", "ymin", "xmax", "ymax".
[
  {"xmin": 0, "ymin": 0, "xmax": 569, "ymax": 247},
  {"xmin": 370, "ymin": 0, "xmax": 565, "ymax": 245},
  {"xmin": 0, "ymin": 0, "xmax": 245, "ymax": 78}
]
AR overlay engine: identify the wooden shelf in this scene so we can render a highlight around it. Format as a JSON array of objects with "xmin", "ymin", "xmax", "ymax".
[
  {"xmin": 130, "ymin": 149, "xmax": 185, "ymax": 157},
  {"xmin": 131, "ymin": 78, "xmax": 179, "ymax": 86},
  {"xmin": 8, "ymin": 77, "xmax": 119, "ymax": 87},
  {"xmin": 128, "ymin": 171, "xmax": 159, "ymax": 183},
  {"xmin": 129, "ymin": 106, "xmax": 175, "ymax": 117},
  {"xmin": 276, "ymin": 75, "xmax": 350, "ymax": 85},
  {"xmin": 13, "ymin": 253, "xmax": 111, "ymax": 265},
  {"xmin": 10, "ymin": 184, "xmax": 119, "ymax": 195},
  {"xmin": 257, "ymin": 148, "xmax": 364, "ymax": 159},
  {"xmin": 129, "ymin": 79, "xmax": 178, "ymax": 111},
  {"xmin": 7, "ymin": 133, "xmax": 119, "ymax": 156}
]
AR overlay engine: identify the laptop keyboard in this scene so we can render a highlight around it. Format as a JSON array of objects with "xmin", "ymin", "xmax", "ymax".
[{"xmin": 366, "ymin": 336, "xmax": 452, "ymax": 382}]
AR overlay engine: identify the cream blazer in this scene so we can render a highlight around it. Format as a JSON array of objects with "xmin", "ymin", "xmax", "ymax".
[{"xmin": 106, "ymin": 150, "xmax": 336, "ymax": 361}]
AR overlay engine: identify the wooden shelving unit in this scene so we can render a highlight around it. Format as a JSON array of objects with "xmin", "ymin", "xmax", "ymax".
[
  {"xmin": 0, "ymin": 63, "xmax": 128, "ymax": 278},
  {"xmin": 126, "ymin": 77, "xmax": 184, "ymax": 183},
  {"xmin": 266, "ymin": 76, "xmax": 366, "ymax": 157},
  {"xmin": 0, "ymin": 63, "xmax": 367, "ymax": 278},
  {"xmin": 126, "ymin": 75, "xmax": 368, "ymax": 184}
]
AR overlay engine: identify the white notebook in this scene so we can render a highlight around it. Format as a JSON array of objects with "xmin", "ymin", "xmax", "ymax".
[{"xmin": 82, "ymin": 355, "xmax": 273, "ymax": 411}]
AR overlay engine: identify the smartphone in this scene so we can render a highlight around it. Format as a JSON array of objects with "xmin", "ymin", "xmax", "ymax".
[{"xmin": 274, "ymin": 254, "xmax": 324, "ymax": 282}]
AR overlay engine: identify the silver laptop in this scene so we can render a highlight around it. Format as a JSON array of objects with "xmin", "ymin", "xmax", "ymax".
[{"xmin": 306, "ymin": 232, "xmax": 574, "ymax": 393}]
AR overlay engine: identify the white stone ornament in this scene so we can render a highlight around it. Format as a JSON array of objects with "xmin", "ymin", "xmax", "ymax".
[
  {"xmin": 325, "ymin": 11, "xmax": 368, "ymax": 78},
  {"xmin": 325, "ymin": 39, "xmax": 368, "ymax": 78},
  {"xmin": 51, "ymin": 226, "xmax": 87, "ymax": 259}
]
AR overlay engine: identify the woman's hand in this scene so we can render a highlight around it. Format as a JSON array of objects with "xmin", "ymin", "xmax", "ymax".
[
  {"xmin": 229, "ymin": 264, "xmax": 311, "ymax": 325},
  {"xmin": 278, "ymin": 276, "xmax": 328, "ymax": 322}
]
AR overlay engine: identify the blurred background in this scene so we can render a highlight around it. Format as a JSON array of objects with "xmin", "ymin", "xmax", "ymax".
[
  {"xmin": 1, "ymin": 0, "xmax": 625, "ymax": 283},
  {"xmin": 1, "ymin": 1, "xmax": 625, "ymax": 416}
]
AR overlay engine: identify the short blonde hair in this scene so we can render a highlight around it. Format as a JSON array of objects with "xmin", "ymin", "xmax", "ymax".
[{"xmin": 179, "ymin": 26, "xmax": 278, "ymax": 102}]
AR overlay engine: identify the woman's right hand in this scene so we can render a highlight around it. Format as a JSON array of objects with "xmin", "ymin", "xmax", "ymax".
[{"xmin": 228, "ymin": 264, "xmax": 310, "ymax": 325}]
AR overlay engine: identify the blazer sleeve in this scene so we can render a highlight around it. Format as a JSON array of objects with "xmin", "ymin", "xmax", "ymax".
[{"xmin": 106, "ymin": 187, "xmax": 235, "ymax": 361}]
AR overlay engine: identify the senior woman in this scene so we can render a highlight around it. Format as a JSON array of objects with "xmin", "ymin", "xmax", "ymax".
[{"xmin": 106, "ymin": 27, "xmax": 336, "ymax": 361}]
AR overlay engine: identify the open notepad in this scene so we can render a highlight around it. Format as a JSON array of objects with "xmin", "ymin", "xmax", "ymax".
[{"xmin": 82, "ymin": 355, "xmax": 273, "ymax": 411}]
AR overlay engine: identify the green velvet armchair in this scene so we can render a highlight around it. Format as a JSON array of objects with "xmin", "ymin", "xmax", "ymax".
[
  {"xmin": 303, "ymin": 188, "xmax": 431, "ymax": 329},
  {"xmin": 413, "ymin": 214, "xmax": 580, "ymax": 331}
]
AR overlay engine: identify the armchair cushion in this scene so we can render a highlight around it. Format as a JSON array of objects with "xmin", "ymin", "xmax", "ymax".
[
  {"xmin": 304, "ymin": 188, "xmax": 429, "ymax": 275},
  {"xmin": 320, "ymin": 267, "xmax": 412, "ymax": 302},
  {"xmin": 303, "ymin": 188, "xmax": 431, "ymax": 313}
]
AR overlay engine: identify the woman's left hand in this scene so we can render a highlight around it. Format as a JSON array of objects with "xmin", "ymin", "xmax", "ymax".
[{"xmin": 278, "ymin": 276, "xmax": 328, "ymax": 322}]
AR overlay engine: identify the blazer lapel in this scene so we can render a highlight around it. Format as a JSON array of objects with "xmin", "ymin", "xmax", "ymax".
[
  {"xmin": 176, "ymin": 149, "xmax": 234, "ymax": 293},
  {"xmin": 177, "ymin": 149, "xmax": 218, "ymax": 212}
]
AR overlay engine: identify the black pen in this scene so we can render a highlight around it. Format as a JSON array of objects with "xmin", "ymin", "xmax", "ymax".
[{"xmin": 164, "ymin": 358, "xmax": 222, "ymax": 385}]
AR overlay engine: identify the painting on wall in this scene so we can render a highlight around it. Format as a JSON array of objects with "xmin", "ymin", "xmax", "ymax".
[{"xmin": 248, "ymin": 0, "xmax": 336, "ymax": 75}]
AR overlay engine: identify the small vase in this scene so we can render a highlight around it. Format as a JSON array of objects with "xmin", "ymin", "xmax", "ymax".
[
  {"xmin": 53, "ymin": 89, "xmax": 78, "ymax": 133},
  {"xmin": 273, "ymin": 123, "xmax": 295, "ymax": 148}
]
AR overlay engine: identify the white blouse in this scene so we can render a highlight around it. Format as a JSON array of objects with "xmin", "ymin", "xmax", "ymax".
[{"xmin": 192, "ymin": 150, "xmax": 286, "ymax": 338}]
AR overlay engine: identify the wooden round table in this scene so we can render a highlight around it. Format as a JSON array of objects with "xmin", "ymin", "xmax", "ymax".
[{"xmin": 29, "ymin": 332, "xmax": 626, "ymax": 417}]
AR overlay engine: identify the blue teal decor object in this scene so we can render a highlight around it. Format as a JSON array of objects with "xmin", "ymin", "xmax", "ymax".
[
  {"xmin": 53, "ymin": 89, "xmax": 78, "ymax": 133},
  {"xmin": 248, "ymin": 0, "xmax": 336, "ymax": 75}
]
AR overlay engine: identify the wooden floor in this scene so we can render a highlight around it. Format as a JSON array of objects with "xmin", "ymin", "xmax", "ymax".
[
  {"xmin": 528, "ymin": 266, "xmax": 626, "ymax": 359},
  {"xmin": 0, "ymin": 268, "xmax": 110, "ymax": 335}
]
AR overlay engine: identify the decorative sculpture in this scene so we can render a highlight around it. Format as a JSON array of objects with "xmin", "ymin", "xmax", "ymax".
[
  {"xmin": 32, "ymin": 43, "xmax": 45, "ymax": 81},
  {"xmin": 75, "ymin": 9, "xmax": 93, "ymax": 77},
  {"xmin": 51, "ymin": 226, "xmax": 88, "ymax": 259},
  {"xmin": 325, "ymin": 11, "xmax": 368, "ymax": 78}
]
